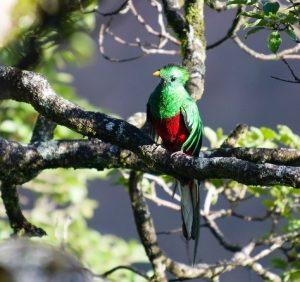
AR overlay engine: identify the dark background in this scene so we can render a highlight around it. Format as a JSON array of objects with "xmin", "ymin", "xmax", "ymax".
[{"xmin": 68, "ymin": 1, "xmax": 300, "ymax": 281}]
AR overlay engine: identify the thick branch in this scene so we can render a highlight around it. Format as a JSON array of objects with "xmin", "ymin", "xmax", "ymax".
[
  {"xmin": 1, "ymin": 137, "xmax": 300, "ymax": 187},
  {"xmin": 0, "ymin": 66, "xmax": 300, "ymax": 188},
  {"xmin": 183, "ymin": 0, "xmax": 206, "ymax": 101},
  {"xmin": 161, "ymin": 0, "xmax": 186, "ymax": 38},
  {"xmin": 0, "ymin": 138, "xmax": 146, "ymax": 184},
  {"xmin": 129, "ymin": 171, "xmax": 167, "ymax": 281},
  {"xmin": 205, "ymin": 147, "xmax": 300, "ymax": 166},
  {"xmin": 161, "ymin": 0, "xmax": 207, "ymax": 100},
  {"xmin": 0, "ymin": 182, "xmax": 46, "ymax": 237}
]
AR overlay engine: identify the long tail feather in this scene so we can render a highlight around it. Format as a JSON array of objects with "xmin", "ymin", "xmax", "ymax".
[{"xmin": 179, "ymin": 180, "xmax": 200, "ymax": 265}]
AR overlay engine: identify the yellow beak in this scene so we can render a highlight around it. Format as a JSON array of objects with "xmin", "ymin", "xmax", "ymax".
[{"xmin": 152, "ymin": 70, "xmax": 160, "ymax": 77}]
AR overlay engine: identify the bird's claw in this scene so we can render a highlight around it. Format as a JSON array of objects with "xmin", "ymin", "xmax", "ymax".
[{"xmin": 170, "ymin": 150, "xmax": 184, "ymax": 159}]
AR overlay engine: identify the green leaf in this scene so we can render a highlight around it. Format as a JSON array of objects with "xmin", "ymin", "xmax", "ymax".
[
  {"xmin": 277, "ymin": 125, "xmax": 300, "ymax": 149},
  {"xmin": 70, "ymin": 32, "xmax": 95, "ymax": 61},
  {"xmin": 246, "ymin": 0, "xmax": 258, "ymax": 4},
  {"xmin": 227, "ymin": 0, "xmax": 247, "ymax": 5},
  {"xmin": 204, "ymin": 127, "xmax": 217, "ymax": 145},
  {"xmin": 241, "ymin": 11, "xmax": 264, "ymax": 19},
  {"xmin": 262, "ymin": 199, "xmax": 274, "ymax": 209},
  {"xmin": 260, "ymin": 127, "xmax": 277, "ymax": 140},
  {"xmin": 243, "ymin": 19, "xmax": 260, "ymax": 29},
  {"xmin": 245, "ymin": 27, "xmax": 264, "ymax": 38},
  {"xmin": 227, "ymin": 0, "xmax": 257, "ymax": 5},
  {"xmin": 248, "ymin": 186, "xmax": 268, "ymax": 197},
  {"xmin": 285, "ymin": 28, "xmax": 298, "ymax": 42},
  {"xmin": 263, "ymin": 2, "xmax": 280, "ymax": 15},
  {"xmin": 284, "ymin": 270, "xmax": 300, "ymax": 282},
  {"xmin": 282, "ymin": 12, "xmax": 298, "ymax": 25},
  {"xmin": 271, "ymin": 257, "xmax": 288, "ymax": 270},
  {"xmin": 287, "ymin": 219, "xmax": 300, "ymax": 231},
  {"xmin": 215, "ymin": 128, "xmax": 224, "ymax": 140},
  {"xmin": 267, "ymin": 31, "xmax": 282, "ymax": 53},
  {"xmin": 0, "ymin": 120, "xmax": 18, "ymax": 133}
]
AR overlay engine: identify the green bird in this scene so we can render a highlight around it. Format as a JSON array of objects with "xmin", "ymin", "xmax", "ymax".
[{"xmin": 147, "ymin": 64, "xmax": 203, "ymax": 263}]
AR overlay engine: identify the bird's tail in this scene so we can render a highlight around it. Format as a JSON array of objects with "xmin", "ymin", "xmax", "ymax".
[{"xmin": 179, "ymin": 180, "xmax": 200, "ymax": 265}]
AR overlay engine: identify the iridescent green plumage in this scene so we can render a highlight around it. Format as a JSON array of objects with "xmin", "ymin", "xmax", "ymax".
[
  {"xmin": 147, "ymin": 64, "xmax": 203, "ymax": 264},
  {"xmin": 147, "ymin": 64, "xmax": 203, "ymax": 155}
]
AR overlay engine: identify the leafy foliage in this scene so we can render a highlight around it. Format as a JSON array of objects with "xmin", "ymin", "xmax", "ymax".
[
  {"xmin": 0, "ymin": 1, "xmax": 148, "ymax": 280},
  {"xmin": 0, "ymin": 1, "xmax": 299, "ymax": 281},
  {"xmin": 114, "ymin": 125, "xmax": 300, "ymax": 280},
  {"xmin": 203, "ymin": 125, "xmax": 300, "ymax": 280},
  {"xmin": 227, "ymin": 0, "xmax": 300, "ymax": 52}
]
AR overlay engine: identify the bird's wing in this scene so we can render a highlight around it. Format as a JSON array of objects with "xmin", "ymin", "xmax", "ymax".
[
  {"xmin": 146, "ymin": 103, "xmax": 160, "ymax": 143},
  {"xmin": 180, "ymin": 98, "xmax": 203, "ymax": 156},
  {"xmin": 180, "ymin": 99, "xmax": 203, "ymax": 265}
]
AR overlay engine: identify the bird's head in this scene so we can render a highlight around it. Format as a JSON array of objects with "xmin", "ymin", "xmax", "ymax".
[{"xmin": 153, "ymin": 64, "xmax": 189, "ymax": 85}]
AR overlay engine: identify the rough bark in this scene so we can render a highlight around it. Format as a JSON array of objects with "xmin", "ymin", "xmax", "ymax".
[{"xmin": 0, "ymin": 66, "xmax": 299, "ymax": 188}]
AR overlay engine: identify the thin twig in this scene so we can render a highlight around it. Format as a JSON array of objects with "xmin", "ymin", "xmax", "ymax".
[
  {"xmin": 99, "ymin": 265, "xmax": 150, "ymax": 280},
  {"xmin": 157, "ymin": 228, "xmax": 182, "ymax": 236},
  {"xmin": 271, "ymin": 58, "xmax": 300, "ymax": 83},
  {"xmin": 207, "ymin": 7, "xmax": 242, "ymax": 50},
  {"xmin": 203, "ymin": 215, "xmax": 242, "ymax": 252},
  {"xmin": 85, "ymin": 0, "xmax": 130, "ymax": 17},
  {"xmin": 232, "ymin": 36, "xmax": 300, "ymax": 60},
  {"xmin": 231, "ymin": 211, "xmax": 271, "ymax": 222}
]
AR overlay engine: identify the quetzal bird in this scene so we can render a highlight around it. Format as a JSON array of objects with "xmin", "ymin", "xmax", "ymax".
[{"xmin": 147, "ymin": 64, "xmax": 203, "ymax": 263}]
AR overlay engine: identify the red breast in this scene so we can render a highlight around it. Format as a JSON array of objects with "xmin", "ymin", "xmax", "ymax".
[{"xmin": 153, "ymin": 113, "xmax": 189, "ymax": 152}]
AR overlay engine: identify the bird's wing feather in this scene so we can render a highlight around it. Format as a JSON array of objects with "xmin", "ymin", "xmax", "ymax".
[
  {"xmin": 180, "ymin": 99, "xmax": 202, "ymax": 265},
  {"xmin": 146, "ymin": 103, "xmax": 159, "ymax": 143},
  {"xmin": 180, "ymin": 98, "xmax": 203, "ymax": 156}
]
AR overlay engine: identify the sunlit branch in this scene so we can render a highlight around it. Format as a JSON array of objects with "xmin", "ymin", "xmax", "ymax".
[
  {"xmin": 128, "ymin": 172, "xmax": 299, "ymax": 280},
  {"xmin": 232, "ymin": 36, "xmax": 300, "ymax": 60}
]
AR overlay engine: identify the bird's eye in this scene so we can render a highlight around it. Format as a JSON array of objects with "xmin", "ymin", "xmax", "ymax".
[{"xmin": 171, "ymin": 76, "xmax": 176, "ymax": 82}]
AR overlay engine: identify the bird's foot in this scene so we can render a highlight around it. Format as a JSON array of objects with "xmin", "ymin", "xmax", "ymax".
[{"xmin": 170, "ymin": 150, "xmax": 184, "ymax": 159}]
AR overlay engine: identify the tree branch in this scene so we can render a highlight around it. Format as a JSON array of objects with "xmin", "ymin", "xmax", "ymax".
[
  {"xmin": 128, "ymin": 171, "xmax": 299, "ymax": 280},
  {"xmin": 182, "ymin": 0, "xmax": 206, "ymax": 101},
  {"xmin": 0, "ymin": 182, "xmax": 46, "ymax": 237},
  {"xmin": 129, "ymin": 171, "xmax": 168, "ymax": 281},
  {"xmin": 161, "ymin": 0, "xmax": 186, "ymax": 38},
  {"xmin": 207, "ymin": 7, "xmax": 242, "ymax": 50},
  {"xmin": 205, "ymin": 147, "xmax": 300, "ymax": 166},
  {"xmin": 98, "ymin": 265, "xmax": 150, "ymax": 280},
  {"xmin": 232, "ymin": 36, "xmax": 300, "ymax": 60},
  {"xmin": 203, "ymin": 215, "xmax": 242, "ymax": 252},
  {"xmin": 30, "ymin": 115, "xmax": 57, "ymax": 144},
  {"xmin": 220, "ymin": 123, "xmax": 249, "ymax": 148},
  {"xmin": 1, "ymin": 136, "xmax": 300, "ymax": 187},
  {"xmin": 92, "ymin": 0, "xmax": 129, "ymax": 17},
  {"xmin": 205, "ymin": 0, "xmax": 236, "ymax": 11},
  {"xmin": 0, "ymin": 66, "xmax": 299, "ymax": 188},
  {"xmin": 271, "ymin": 58, "xmax": 300, "ymax": 83}
]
